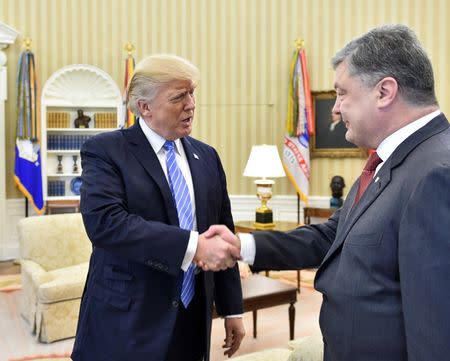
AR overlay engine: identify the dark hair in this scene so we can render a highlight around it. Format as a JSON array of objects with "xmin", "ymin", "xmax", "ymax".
[{"xmin": 332, "ymin": 24, "xmax": 437, "ymax": 106}]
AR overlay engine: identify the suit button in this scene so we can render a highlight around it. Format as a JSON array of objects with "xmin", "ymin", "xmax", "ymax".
[{"xmin": 172, "ymin": 301, "xmax": 179, "ymax": 308}]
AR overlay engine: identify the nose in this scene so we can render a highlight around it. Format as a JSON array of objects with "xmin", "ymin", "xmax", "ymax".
[
  {"xmin": 185, "ymin": 93, "xmax": 195, "ymax": 111},
  {"xmin": 332, "ymin": 97, "xmax": 341, "ymax": 116}
]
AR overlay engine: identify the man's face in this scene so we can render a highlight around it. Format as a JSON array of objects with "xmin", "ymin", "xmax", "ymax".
[
  {"xmin": 144, "ymin": 79, "xmax": 196, "ymax": 140},
  {"xmin": 332, "ymin": 62, "xmax": 379, "ymax": 149}
]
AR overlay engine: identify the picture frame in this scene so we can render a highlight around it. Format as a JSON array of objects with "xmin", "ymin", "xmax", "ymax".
[{"xmin": 310, "ymin": 90, "xmax": 367, "ymax": 158}]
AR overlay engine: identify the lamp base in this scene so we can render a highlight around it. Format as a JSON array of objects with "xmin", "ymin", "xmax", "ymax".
[
  {"xmin": 254, "ymin": 221, "xmax": 275, "ymax": 230},
  {"xmin": 254, "ymin": 209, "xmax": 275, "ymax": 229}
]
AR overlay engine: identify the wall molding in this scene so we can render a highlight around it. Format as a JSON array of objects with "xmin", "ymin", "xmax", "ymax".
[
  {"xmin": 1, "ymin": 198, "xmax": 37, "ymax": 260},
  {"xmin": 0, "ymin": 195, "xmax": 331, "ymax": 261}
]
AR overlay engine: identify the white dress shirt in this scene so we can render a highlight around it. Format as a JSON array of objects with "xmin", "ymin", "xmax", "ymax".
[
  {"xmin": 139, "ymin": 118, "xmax": 198, "ymax": 271},
  {"xmin": 239, "ymin": 109, "xmax": 441, "ymax": 265}
]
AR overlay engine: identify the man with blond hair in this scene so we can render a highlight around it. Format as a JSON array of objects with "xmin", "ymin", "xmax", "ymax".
[{"xmin": 72, "ymin": 54, "xmax": 244, "ymax": 361}]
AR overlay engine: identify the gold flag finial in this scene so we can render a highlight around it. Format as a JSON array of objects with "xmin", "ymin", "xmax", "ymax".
[
  {"xmin": 23, "ymin": 37, "xmax": 32, "ymax": 50},
  {"xmin": 294, "ymin": 38, "xmax": 304, "ymax": 50},
  {"xmin": 124, "ymin": 42, "xmax": 135, "ymax": 56}
]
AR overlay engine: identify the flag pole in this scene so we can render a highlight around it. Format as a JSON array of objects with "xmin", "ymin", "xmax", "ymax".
[
  {"xmin": 294, "ymin": 38, "xmax": 303, "ymax": 225},
  {"xmin": 23, "ymin": 37, "xmax": 32, "ymax": 218},
  {"xmin": 123, "ymin": 43, "xmax": 136, "ymax": 128}
]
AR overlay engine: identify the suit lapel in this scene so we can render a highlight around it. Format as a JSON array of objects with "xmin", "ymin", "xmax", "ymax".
[
  {"xmin": 320, "ymin": 113, "xmax": 449, "ymax": 267},
  {"xmin": 122, "ymin": 124, "xmax": 179, "ymax": 225},
  {"xmin": 181, "ymin": 137, "xmax": 208, "ymax": 232}
]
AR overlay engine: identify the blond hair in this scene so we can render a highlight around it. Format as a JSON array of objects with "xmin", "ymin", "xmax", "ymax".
[{"xmin": 127, "ymin": 54, "xmax": 200, "ymax": 116}]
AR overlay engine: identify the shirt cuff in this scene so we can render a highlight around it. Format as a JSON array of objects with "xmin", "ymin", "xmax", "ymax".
[
  {"xmin": 181, "ymin": 231, "xmax": 198, "ymax": 271},
  {"xmin": 224, "ymin": 314, "xmax": 244, "ymax": 318},
  {"xmin": 238, "ymin": 232, "xmax": 256, "ymax": 265}
]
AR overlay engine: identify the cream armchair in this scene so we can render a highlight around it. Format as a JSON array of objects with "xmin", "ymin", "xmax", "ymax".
[
  {"xmin": 18, "ymin": 213, "xmax": 91, "ymax": 343},
  {"xmin": 229, "ymin": 332, "xmax": 323, "ymax": 361}
]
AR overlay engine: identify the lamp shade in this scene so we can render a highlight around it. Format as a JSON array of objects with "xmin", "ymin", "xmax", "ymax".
[{"xmin": 243, "ymin": 145, "xmax": 286, "ymax": 178}]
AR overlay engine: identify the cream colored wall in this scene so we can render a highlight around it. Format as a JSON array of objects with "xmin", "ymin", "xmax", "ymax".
[{"xmin": 2, "ymin": 0, "xmax": 449, "ymax": 199}]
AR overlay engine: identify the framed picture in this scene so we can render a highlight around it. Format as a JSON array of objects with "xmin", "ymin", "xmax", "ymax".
[{"xmin": 310, "ymin": 90, "xmax": 367, "ymax": 158}]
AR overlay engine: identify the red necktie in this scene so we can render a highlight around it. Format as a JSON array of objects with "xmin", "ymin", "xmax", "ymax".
[{"xmin": 353, "ymin": 152, "xmax": 383, "ymax": 205}]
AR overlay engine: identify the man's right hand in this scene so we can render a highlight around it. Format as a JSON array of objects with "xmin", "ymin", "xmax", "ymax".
[{"xmin": 194, "ymin": 225, "xmax": 242, "ymax": 271}]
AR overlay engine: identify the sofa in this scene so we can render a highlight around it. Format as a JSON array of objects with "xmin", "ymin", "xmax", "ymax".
[
  {"xmin": 229, "ymin": 332, "xmax": 324, "ymax": 361},
  {"xmin": 18, "ymin": 213, "xmax": 91, "ymax": 342}
]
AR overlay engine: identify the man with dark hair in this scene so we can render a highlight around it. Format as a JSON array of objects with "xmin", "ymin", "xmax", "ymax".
[{"xmin": 205, "ymin": 25, "xmax": 450, "ymax": 360}]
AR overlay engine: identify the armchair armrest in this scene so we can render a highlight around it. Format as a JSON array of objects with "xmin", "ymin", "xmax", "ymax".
[{"xmin": 21, "ymin": 259, "xmax": 54, "ymax": 287}]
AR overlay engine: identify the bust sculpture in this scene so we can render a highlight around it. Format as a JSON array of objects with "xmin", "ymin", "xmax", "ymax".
[
  {"xmin": 74, "ymin": 109, "xmax": 91, "ymax": 128},
  {"xmin": 330, "ymin": 175, "xmax": 345, "ymax": 208}
]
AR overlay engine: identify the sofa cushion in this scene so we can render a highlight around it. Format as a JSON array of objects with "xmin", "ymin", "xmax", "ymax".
[
  {"xmin": 287, "ymin": 333, "xmax": 323, "ymax": 361},
  {"xmin": 37, "ymin": 262, "xmax": 88, "ymax": 303},
  {"xmin": 229, "ymin": 348, "xmax": 291, "ymax": 361}
]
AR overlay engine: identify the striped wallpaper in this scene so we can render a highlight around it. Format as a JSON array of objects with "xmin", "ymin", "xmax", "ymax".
[{"xmin": 2, "ymin": 0, "xmax": 449, "ymax": 198}]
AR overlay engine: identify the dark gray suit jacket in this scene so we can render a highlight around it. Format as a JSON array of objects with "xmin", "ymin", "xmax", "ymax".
[{"xmin": 253, "ymin": 114, "xmax": 450, "ymax": 360}]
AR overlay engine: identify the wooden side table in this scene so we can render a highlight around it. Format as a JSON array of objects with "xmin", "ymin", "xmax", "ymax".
[
  {"xmin": 235, "ymin": 220, "xmax": 300, "ymax": 233},
  {"xmin": 235, "ymin": 220, "xmax": 303, "ymax": 293},
  {"xmin": 45, "ymin": 200, "xmax": 80, "ymax": 215},
  {"xmin": 303, "ymin": 207, "xmax": 335, "ymax": 225},
  {"xmin": 213, "ymin": 274, "xmax": 297, "ymax": 340}
]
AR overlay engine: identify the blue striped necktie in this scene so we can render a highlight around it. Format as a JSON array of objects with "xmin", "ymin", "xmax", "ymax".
[{"xmin": 163, "ymin": 140, "xmax": 195, "ymax": 308}]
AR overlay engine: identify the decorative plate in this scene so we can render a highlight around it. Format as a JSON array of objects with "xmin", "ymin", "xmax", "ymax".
[{"xmin": 70, "ymin": 177, "xmax": 82, "ymax": 195}]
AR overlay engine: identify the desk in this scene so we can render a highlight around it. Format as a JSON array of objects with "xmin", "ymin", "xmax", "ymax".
[
  {"xmin": 303, "ymin": 207, "xmax": 334, "ymax": 225},
  {"xmin": 213, "ymin": 275, "xmax": 297, "ymax": 340},
  {"xmin": 235, "ymin": 220, "xmax": 302, "ymax": 292}
]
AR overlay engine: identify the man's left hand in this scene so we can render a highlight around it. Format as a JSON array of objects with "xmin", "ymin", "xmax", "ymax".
[{"xmin": 223, "ymin": 317, "xmax": 245, "ymax": 358}]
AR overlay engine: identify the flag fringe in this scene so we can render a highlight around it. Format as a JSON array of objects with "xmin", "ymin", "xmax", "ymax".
[
  {"xmin": 13, "ymin": 176, "xmax": 45, "ymax": 215},
  {"xmin": 282, "ymin": 164, "xmax": 309, "ymax": 205}
]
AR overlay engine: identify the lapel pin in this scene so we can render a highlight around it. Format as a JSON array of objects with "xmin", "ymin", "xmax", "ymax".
[
  {"xmin": 374, "ymin": 176, "xmax": 380, "ymax": 183},
  {"xmin": 193, "ymin": 153, "xmax": 199, "ymax": 159}
]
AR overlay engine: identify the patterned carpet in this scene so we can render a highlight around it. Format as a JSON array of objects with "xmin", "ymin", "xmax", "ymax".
[
  {"xmin": 238, "ymin": 262, "xmax": 316, "ymax": 289},
  {"xmin": 267, "ymin": 269, "xmax": 317, "ymax": 289},
  {"xmin": 0, "ymin": 274, "xmax": 21, "ymax": 292},
  {"xmin": 8, "ymin": 354, "xmax": 70, "ymax": 361}
]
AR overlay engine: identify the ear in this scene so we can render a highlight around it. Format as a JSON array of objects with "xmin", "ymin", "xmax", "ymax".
[
  {"xmin": 376, "ymin": 77, "xmax": 398, "ymax": 108},
  {"xmin": 137, "ymin": 100, "xmax": 152, "ymax": 117}
]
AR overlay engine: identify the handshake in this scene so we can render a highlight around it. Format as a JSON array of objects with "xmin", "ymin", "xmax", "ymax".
[{"xmin": 193, "ymin": 225, "xmax": 242, "ymax": 271}]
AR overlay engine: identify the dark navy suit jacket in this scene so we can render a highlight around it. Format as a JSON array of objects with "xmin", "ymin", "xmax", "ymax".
[
  {"xmin": 252, "ymin": 114, "xmax": 450, "ymax": 360},
  {"xmin": 71, "ymin": 124, "xmax": 243, "ymax": 361}
]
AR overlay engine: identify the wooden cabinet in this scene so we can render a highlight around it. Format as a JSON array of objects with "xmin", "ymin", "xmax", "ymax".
[{"xmin": 41, "ymin": 64, "xmax": 122, "ymax": 208}]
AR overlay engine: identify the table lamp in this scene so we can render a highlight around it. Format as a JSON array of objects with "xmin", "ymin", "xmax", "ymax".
[{"xmin": 243, "ymin": 145, "xmax": 286, "ymax": 229}]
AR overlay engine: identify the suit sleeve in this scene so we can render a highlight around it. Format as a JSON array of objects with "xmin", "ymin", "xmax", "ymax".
[
  {"xmin": 80, "ymin": 135, "xmax": 189, "ymax": 277},
  {"xmin": 252, "ymin": 210, "xmax": 339, "ymax": 270},
  {"xmin": 211, "ymin": 149, "xmax": 244, "ymax": 316},
  {"xmin": 398, "ymin": 165, "xmax": 450, "ymax": 360}
]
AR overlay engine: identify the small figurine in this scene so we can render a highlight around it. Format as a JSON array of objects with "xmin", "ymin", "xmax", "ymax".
[
  {"xmin": 330, "ymin": 175, "xmax": 345, "ymax": 208},
  {"xmin": 74, "ymin": 109, "xmax": 91, "ymax": 128},
  {"xmin": 72, "ymin": 155, "xmax": 79, "ymax": 174},
  {"xmin": 56, "ymin": 155, "xmax": 64, "ymax": 174}
]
